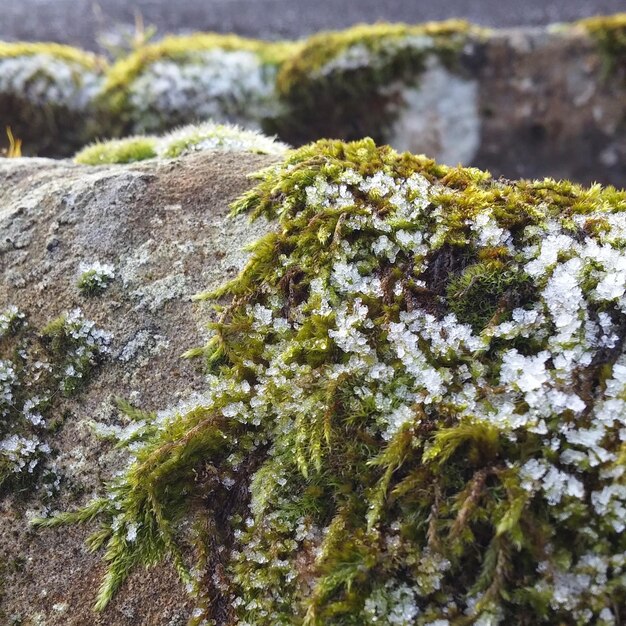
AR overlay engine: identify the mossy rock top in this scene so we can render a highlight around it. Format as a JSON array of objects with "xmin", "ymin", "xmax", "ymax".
[
  {"xmin": 34, "ymin": 137, "xmax": 626, "ymax": 625},
  {"xmin": 0, "ymin": 41, "xmax": 105, "ymax": 70},
  {"xmin": 275, "ymin": 19, "xmax": 484, "ymax": 96},
  {"xmin": 103, "ymin": 32, "xmax": 299, "ymax": 94},
  {"xmin": 74, "ymin": 121, "xmax": 288, "ymax": 165}
]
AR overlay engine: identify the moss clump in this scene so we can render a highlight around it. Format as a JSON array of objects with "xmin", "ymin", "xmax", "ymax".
[
  {"xmin": 446, "ymin": 260, "xmax": 535, "ymax": 331},
  {"xmin": 0, "ymin": 41, "xmax": 102, "ymax": 69},
  {"xmin": 76, "ymin": 262, "xmax": 116, "ymax": 295},
  {"xmin": 579, "ymin": 14, "xmax": 626, "ymax": 78},
  {"xmin": 74, "ymin": 121, "xmax": 288, "ymax": 165},
  {"xmin": 99, "ymin": 33, "xmax": 298, "ymax": 137},
  {"xmin": 0, "ymin": 307, "xmax": 110, "ymax": 490},
  {"xmin": 74, "ymin": 136, "xmax": 157, "ymax": 165},
  {"xmin": 269, "ymin": 20, "xmax": 485, "ymax": 146},
  {"xmin": 35, "ymin": 139, "xmax": 626, "ymax": 624},
  {"xmin": 0, "ymin": 41, "xmax": 107, "ymax": 156}
]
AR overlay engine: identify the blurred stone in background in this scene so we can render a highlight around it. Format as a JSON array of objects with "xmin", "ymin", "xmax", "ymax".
[{"xmin": 0, "ymin": 0, "xmax": 624, "ymax": 50}]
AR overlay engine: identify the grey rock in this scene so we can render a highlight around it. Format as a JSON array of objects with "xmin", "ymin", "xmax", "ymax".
[{"xmin": 0, "ymin": 151, "xmax": 277, "ymax": 625}]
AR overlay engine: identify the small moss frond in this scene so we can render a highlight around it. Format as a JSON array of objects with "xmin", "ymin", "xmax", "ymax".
[{"xmin": 4, "ymin": 126, "xmax": 22, "ymax": 158}]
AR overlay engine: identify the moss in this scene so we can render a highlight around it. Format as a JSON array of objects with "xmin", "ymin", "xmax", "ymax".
[
  {"xmin": 74, "ymin": 136, "xmax": 158, "ymax": 165},
  {"xmin": 34, "ymin": 140, "xmax": 626, "ymax": 623},
  {"xmin": 99, "ymin": 33, "xmax": 298, "ymax": 137},
  {"xmin": 0, "ymin": 308, "xmax": 110, "ymax": 490},
  {"xmin": 269, "ymin": 20, "xmax": 486, "ymax": 146},
  {"xmin": 578, "ymin": 14, "xmax": 626, "ymax": 78},
  {"xmin": 446, "ymin": 260, "xmax": 535, "ymax": 331},
  {"xmin": 74, "ymin": 122, "xmax": 288, "ymax": 165},
  {"xmin": 0, "ymin": 41, "xmax": 107, "ymax": 156},
  {"xmin": 0, "ymin": 41, "xmax": 103, "ymax": 69},
  {"xmin": 104, "ymin": 33, "xmax": 296, "ymax": 94},
  {"xmin": 77, "ymin": 268, "xmax": 115, "ymax": 295},
  {"xmin": 276, "ymin": 20, "xmax": 477, "ymax": 95}
]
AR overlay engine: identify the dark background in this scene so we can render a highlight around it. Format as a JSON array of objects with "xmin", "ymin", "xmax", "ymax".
[{"xmin": 0, "ymin": 0, "xmax": 624, "ymax": 50}]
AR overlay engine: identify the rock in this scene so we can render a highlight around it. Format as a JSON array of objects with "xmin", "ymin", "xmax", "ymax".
[
  {"xmin": 10, "ymin": 137, "xmax": 626, "ymax": 625},
  {"xmin": 0, "ymin": 149, "xmax": 279, "ymax": 625}
]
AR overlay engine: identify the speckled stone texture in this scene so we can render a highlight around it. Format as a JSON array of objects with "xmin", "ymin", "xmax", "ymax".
[{"xmin": 0, "ymin": 151, "xmax": 276, "ymax": 625}]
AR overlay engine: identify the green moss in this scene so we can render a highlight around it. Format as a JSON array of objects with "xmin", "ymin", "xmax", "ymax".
[
  {"xmin": 276, "ymin": 20, "xmax": 478, "ymax": 96},
  {"xmin": 446, "ymin": 260, "xmax": 535, "ymax": 331},
  {"xmin": 74, "ymin": 122, "xmax": 288, "ymax": 165},
  {"xmin": 74, "ymin": 136, "xmax": 157, "ymax": 165},
  {"xmin": 99, "ymin": 33, "xmax": 298, "ymax": 136},
  {"xmin": 34, "ymin": 140, "xmax": 626, "ymax": 624},
  {"xmin": 104, "ymin": 33, "xmax": 296, "ymax": 94},
  {"xmin": 77, "ymin": 269, "xmax": 115, "ymax": 295},
  {"xmin": 0, "ymin": 308, "xmax": 110, "ymax": 490},
  {"xmin": 0, "ymin": 42, "xmax": 107, "ymax": 156},
  {"xmin": 578, "ymin": 13, "xmax": 626, "ymax": 78}
]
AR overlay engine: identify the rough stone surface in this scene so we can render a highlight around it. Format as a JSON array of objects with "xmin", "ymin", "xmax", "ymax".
[{"xmin": 0, "ymin": 151, "xmax": 277, "ymax": 625}]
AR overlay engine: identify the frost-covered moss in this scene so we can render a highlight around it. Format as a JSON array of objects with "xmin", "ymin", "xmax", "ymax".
[
  {"xmin": 77, "ymin": 261, "xmax": 116, "ymax": 296},
  {"xmin": 99, "ymin": 33, "xmax": 297, "ymax": 137},
  {"xmin": 269, "ymin": 20, "xmax": 485, "ymax": 147},
  {"xmin": 0, "ymin": 307, "xmax": 110, "ymax": 490},
  {"xmin": 74, "ymin": 121, "xmax": 288, "ymax": 165},
  {"xmin": 36, "ymin": 138, "xmax": 626, "ymax": 624},
  {"xmin": 0, "ymin": 42, "xmax": 106, "ymax": 156},
  {"xmin": 158, "ymin": 121, "xmax": 289, "ymax": 158}
]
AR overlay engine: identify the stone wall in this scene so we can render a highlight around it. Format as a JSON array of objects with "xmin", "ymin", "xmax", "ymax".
[{"xmin": 0, "ymin": 16, "xmax": 625, "ymax": 185}]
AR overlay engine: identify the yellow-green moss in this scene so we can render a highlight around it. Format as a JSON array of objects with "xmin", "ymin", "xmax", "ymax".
[
  {"xmin": 269, "ymin": 20, "xmax": 487, "ymax": 147},
  {"xmin": 74, "ymin": 136, "xmax": 158, "ymax": 165},
  {"xmin": 74, "ymin": 122, "xmax": 287, "ymax": 165},
  {"xmin": 0, "ymin": 41, "xmax": 105, "ymax": 70},
  {"xmin": 103, "ymin": 32, "xmax": 298, "ymax": 105},
  {"xmin": 276, "ymin": 19, "xmax": 482, "ymax": 96}
]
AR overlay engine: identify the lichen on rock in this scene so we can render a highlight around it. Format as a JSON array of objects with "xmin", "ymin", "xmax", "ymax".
[{"xmin": 36, "ymin": 138, "xmax": 626, "ymax": 624}]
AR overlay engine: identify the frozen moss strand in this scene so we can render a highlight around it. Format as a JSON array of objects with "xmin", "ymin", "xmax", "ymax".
[{"xmin": 37, "ymin": 138, "xmax": 626, "ymax": 624}]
